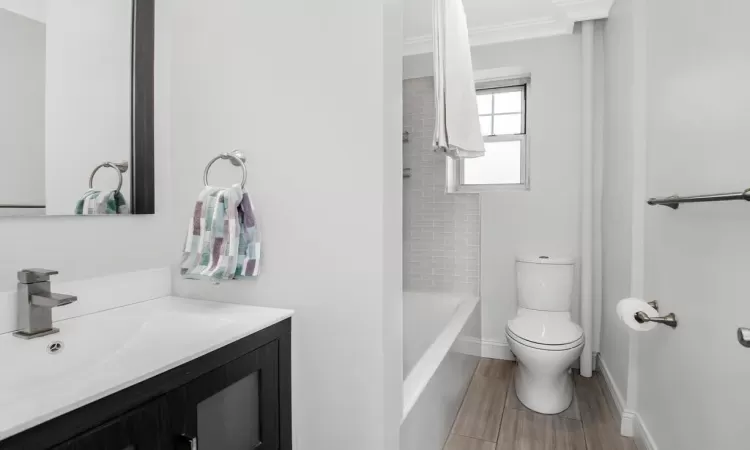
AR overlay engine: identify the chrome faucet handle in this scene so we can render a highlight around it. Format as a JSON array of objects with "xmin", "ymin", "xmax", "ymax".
[
  {"xmin": 31, "ymin": 292, "xmax": 78, "ymax": 308},
  {"xmin": 14, "ymin": 269, "xmax": 76, "ymax": 339},
  {"xmin": 18, "ymin": 269, "xmax": 59, "ymax": 284}
]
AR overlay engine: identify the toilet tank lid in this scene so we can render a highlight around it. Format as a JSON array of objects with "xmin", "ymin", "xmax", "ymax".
[{"xmin": 516, "ymin": 255, "xmax": 575, "ymax": 265}]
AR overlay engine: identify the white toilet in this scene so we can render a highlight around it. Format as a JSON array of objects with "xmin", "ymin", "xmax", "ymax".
[{"xmin": 506, "ymin": 255, "xmax": 584, "ymax": 415}]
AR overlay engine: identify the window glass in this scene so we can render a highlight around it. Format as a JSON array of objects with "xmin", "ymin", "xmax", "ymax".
[
  {"xmin": 456, "ymin": 82, "xmax": 528, "ymax": 190},
  {"xmin": 493, "ymin": 114, "xmax": 522, "ymax": 135},
  {"xmin": 463, "ymin": 141, "xmax": 522, "ymax": 185},
  {"xmin": 476, "ymin": 94, "xmax": 493, "ymax": 115},
  {"xmin": 493, "ymin": 91, "xmax": 523, "ymax": 114},
  {"xmin": 479, "ymin": 116, "xmax": 493, "ymax": 136}
]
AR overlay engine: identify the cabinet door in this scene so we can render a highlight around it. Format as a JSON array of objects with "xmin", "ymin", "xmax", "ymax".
[
  {"xmin": 168, "ymin": 341, "xmax": 280, "ymax": 450},
  {"xmin": 52, "ymin": 397, "xmax": 171, "ymax": 450}
]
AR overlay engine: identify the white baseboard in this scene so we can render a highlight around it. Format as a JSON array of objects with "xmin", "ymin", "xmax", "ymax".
[
  {"xmin": 467, "ymin": 339, "xmax": 600, "ymax": 364},
  {"xmin": 597, "ymin": 355, "xmax": 632, "ymax": 436},
  {"xmin": 482, "ymin": 338, "xmax": 515, "ymax": 360},
  {"xmin": 453, "ymin": 336, "xmax": 481, "ymax": 356},
  {"xmin": 458, "ymin": 337, "xmax": 515, "ymax": 360},
  {"xmin": 620, "ymin": 411, "xmax": 636, "ymax": 437},
  {"xmin": 597, "ymin": 356, "xmax": 658, "ymax": 450},
  {"xmin": 633, "ymin": 412, "xmax": 658, "ymax": 450}
]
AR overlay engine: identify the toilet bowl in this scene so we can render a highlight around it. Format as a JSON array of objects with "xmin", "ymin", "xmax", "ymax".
[
  {"xmin": 506, "ymin": 310, "xmax": 584, "ymax": 414},
  {"xmin": 507, "ymin": 255, "xmax": 584, "ymax": 415}
]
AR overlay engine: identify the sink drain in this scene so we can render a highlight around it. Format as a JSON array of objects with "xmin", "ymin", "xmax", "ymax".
[{"xmin": 47, "ymin": 341, "xmax": 64, "ymax": 355}]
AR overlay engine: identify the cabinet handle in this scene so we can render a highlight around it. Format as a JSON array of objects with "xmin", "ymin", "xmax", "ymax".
[{"xmin": 180, "ymin": 434, "xmax": 198, "ymax": 450}]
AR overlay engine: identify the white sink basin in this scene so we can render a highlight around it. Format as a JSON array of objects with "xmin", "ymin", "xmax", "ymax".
[{"xmin": 0, "ymin": 296, "xmax": 293, "ymax": 440}]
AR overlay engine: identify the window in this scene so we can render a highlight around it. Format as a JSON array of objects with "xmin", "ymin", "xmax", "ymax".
[{"xmin": 451, "ymin": 79, "xmax": 529, "ymax": 192}]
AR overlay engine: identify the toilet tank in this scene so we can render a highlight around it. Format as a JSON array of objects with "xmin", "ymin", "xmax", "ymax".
[{"xmin": 516, "ymin": 255, "xmax": 575, "ymax": 312}]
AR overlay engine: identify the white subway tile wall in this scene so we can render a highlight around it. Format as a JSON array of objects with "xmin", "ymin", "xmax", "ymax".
[{"xmin": 403, "ymin": 77, "xmax": 480, "ymax": 296}]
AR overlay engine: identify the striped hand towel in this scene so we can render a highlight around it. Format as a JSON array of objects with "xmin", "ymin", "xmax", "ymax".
[
  {"xmin": 180, "ymin": 184, "xmax": 261, "ymax": 282},
  {"xmin": 75, "ymin": 190, "xmax": 129, "ymax": 215}
]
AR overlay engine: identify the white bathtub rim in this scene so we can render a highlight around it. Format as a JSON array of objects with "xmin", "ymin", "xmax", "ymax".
[{"xmin": 402, "ymin": 295, "xmax": 480, "ymax": 422}]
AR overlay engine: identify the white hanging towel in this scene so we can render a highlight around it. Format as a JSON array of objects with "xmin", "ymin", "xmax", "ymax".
[{"xmin": 432, "ymin": 0, "xmax": 485, "ymax": 159}]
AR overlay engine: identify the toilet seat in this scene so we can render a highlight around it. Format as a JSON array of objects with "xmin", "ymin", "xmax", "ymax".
[
  {"xmin": 506, "ymin": 313, "xmax": 584, "ymax": 351},
  {"xmin": 506, "ymin": 328, "xmax": 584, "ymax": 351}
]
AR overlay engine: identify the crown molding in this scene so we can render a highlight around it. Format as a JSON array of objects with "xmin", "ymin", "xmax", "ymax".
[
  {"xmin": 402, "ymin": 0, "xmax": 614, "ymax": 56},
  {"xmin": 552, "ymin": 0, "xmax": 615, "ymax": 21},
  {"xmin": 403, "ymin": 16, "xmax": 574, "ymax": 56}
]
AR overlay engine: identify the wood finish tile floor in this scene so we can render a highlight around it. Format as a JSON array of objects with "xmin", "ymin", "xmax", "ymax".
[{"xmin": 445, "ymin": 359, "xmax": 638, "ymax": 450}]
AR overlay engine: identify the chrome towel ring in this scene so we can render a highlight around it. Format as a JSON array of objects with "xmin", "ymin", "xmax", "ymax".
[
  {"xmin": 203, "ymin": 150, "xmax": 247, "ymax": 188},
  {"xmin": 89, "ymin": 161, "xmax": 129, "ymax": 192}
]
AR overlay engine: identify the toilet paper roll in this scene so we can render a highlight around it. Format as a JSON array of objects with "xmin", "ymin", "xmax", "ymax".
[{"xmin": 616, "ymin": 298, "xmax": 658, "ymax": 332}]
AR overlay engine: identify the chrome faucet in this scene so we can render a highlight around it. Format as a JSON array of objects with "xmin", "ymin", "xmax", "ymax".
[{"xmin": 13, "ymin": 269, "xmax": 78, "ymax": 339}]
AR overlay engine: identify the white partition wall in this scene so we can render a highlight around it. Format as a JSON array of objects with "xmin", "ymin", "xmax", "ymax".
[
  {"xmin": 601, "ymin": 0, "xmax": 750, "ymax": 448},
  {"xmin": 169, "ymin": 1, "xmax": 404, "ymax": 449}
]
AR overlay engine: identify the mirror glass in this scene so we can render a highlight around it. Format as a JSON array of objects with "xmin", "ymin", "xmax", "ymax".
[{"xmin": 0, "ymin": 0, "xmax": 142, "ymax": 217}]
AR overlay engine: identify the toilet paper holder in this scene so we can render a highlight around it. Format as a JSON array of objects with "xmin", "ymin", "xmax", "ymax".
[{"xmin": 634, "ymin": 301, "xmax": 678, "ymax": 328}]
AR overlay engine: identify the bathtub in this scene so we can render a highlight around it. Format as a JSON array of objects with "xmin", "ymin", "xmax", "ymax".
[{"xmin": 400, "ymin": 292, "xmax": 481, "ymax": 450}]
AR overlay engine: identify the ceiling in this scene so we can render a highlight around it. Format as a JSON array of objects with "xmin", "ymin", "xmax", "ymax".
[
  {"xmin": 403, "ymin": 0, "xmax": 614, "ymax": 55},
  {"xmin": 0, "ymin": 0, "xmax": 48, "ymax": 23}
]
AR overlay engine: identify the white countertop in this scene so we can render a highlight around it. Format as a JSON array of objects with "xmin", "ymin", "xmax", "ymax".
[{"xmin": 0, "ymin": 296, "xmax": 293, "ymax": 440}]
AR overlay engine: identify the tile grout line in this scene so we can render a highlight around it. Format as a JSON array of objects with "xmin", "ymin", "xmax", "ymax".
[
  {"xmin": 492, "ymin": 362, "xmax": 515, "ymax": 447},
  {"xmin": 454, "ymin": 361, "xmax": 612, "ymax": 450},
  {"xmin": 443, "ymin": 361, "xmax": 481, "ymax": 450},
  {"xmin": 448, "ymin": 359, "xmax": 515, "ymax": 449},
  {"xmin": 575, "ymin": 375, "xmax": 592, "ymax": 450}
]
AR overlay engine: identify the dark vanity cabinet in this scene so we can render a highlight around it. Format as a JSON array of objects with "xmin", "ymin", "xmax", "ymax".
[
  {"xmin": 2, "ymin": 320, "xmax": 291, "ymax": 450},
  {"xmin": 169, "ymin": 341, "xmax": 280, "ymax": 450},
  {"xmin": 51, "ymin": 398, "xmax": 171, "ymax": 450}
]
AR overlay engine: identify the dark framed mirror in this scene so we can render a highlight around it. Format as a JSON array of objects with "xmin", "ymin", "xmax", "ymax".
[
  {"xmin": 0, "ymin": 0, "xmax": 155, "ymax": 216},
  {"xmin": 131, "ymin": 0, "xmax": 155, "ymax": 215}
]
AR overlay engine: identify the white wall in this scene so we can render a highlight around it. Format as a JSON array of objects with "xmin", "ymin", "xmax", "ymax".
[
  {"xmin": 602, "ymin": 0, "xmax": 750, "ymax": 447},
  {"xmin": 0, "ymin": 0, "xmax": 47, "ymax": 23},
  {"xmin": 0, "ymin": 0, "xmax": 172, "ymax": 290},
  {"xmin": 600, "ymin": 0, "xmax": 636, "ymax": 402},
  {"xmin": 403, "ymin": 35, "xmax": 583, "ymax": 357},
  {"xmin": 44, "ymin": 0, "xmax": 133, "ymax": 214},
  {"xmin": 475, "ymin": 35, "xmax": 583, "ymax": 356},
  {"xmin": 168, "ymin": 1, "xmax": 403, "ymax": 450},
  {"xmin": 0, "ymin": 9, "xmax": 46, "ymax": 207},
  {"xmin": 636, "ymin": 0, "xmax": 750, "ymax": 448}
]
